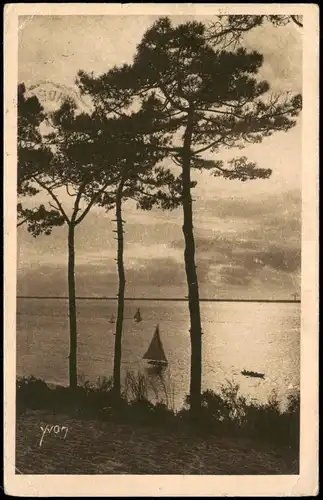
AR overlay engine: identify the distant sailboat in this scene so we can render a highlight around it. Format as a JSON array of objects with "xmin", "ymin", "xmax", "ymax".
[
  {"xmin": 143, "ymin": 325, "xmax": 168, "ymax": 368},
  {"xmin": 109, "ymin": 313, "xmax": 115, "ymax": 324},
  {"xmin": 134, "ymin": 308, "xmax": 142, "ymax": 323}
]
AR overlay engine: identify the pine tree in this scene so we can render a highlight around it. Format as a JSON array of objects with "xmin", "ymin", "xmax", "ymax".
[
  {"xmin": 93, "ymin": 17, "xmax": 302, "ymax": 415},
  {"xmin": 74, "ymin": 90, "xmax": 188, "ymax": 398},
  {"xmin": 207, "ymin": 15, "xmax": 303, "ymax": 48},
  {"xmin": 18, "ymin": 86, "xmax": 120, "ymax": 388},
  {"xmin": 18, "ymin": 84, "xmax": 65, "ymax": 233}
]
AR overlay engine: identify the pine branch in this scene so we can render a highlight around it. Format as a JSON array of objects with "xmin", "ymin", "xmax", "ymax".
[
  {"xmin": 17, "ymin": 217, "xmax": 28, "ymax": 228},
  {"xmin": 159, "ymin": 82, "xmax": 188, "ymax": 113},
  {"xmin": 290, "ymin": 15, "xmax": 303, "ymax": 28},
  {"xmin": 66, "ymin": 185, "xmax": 77, "ymax": 197},
  {"xmin": 74, "ymin": 180, "xmax": 115, "ymax": 226},
  {"xmin": 32, "ymin": 176, "xmax": 70, "ymax": 223},
  {"xmin": 71, "ymin": 179, "xmax": 89, "ymax": 223},
  {"xmin": 197, "ymin": 107, "xmax": 244, "ymax": 120},
  {"xmin": 49, "ymin": 201, "xmax": 59, "ymax": 211},
  {"xmin": 192, "ymin": 137, "xmax": 223, "ymax": 155}
]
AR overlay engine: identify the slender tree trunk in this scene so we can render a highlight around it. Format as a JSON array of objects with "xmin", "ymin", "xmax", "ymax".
[
  {"xmin": 68, "ymin": 222, "xmax": 78, "ymax": 389},
  {"xmin": 181, "ymin": 110, "xmax": 203, "ymax": 417},
  {"xmin": 113, "ymin": 180, "xmax": 125, "ymax": 398}
]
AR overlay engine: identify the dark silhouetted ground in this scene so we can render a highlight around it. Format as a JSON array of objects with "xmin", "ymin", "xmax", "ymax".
[{"xmin": 16, "ymin": 410, "xmax": 298, "ymax": 475}]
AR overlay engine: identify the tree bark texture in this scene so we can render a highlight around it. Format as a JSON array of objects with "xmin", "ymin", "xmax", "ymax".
[
  {"xmin": 181, "ymin": 110, "xmax": 203, "ymax": 416},
  {"xmin": 113, "ymin": 179, "xmax": 126, "ymax": 398},
  {"xmin": 68, "ymin": 223, "xmax": 78, "ymax": 389}
]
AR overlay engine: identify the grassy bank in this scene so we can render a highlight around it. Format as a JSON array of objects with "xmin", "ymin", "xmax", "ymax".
[{"xmin": 16, "ymin": 374, "xmax": 299, "ymax": 474}]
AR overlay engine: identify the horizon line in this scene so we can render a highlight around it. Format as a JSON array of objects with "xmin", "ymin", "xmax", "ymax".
[{"xmin": 17, "ymin": 296, "xmax": 301, "ymax": 303}]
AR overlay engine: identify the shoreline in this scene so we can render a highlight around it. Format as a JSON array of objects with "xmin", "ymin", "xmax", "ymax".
[
  {"xmin": 16, "ymin": 371, "xmax": 299, "ymax": 413},
  {"xmin": 17, "ymin": 296, "xmax": 301, "ymax": 303}
]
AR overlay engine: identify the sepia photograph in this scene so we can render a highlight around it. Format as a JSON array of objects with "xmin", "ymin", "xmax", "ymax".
[{"xmin": 4, "ymin": 3, "xmax": 319, "ymax": 497}]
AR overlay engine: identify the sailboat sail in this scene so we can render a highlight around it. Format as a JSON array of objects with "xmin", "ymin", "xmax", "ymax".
[
  {"xmin": 143, "ymin": 325, "xmax": 167, "ymax": 364},
  {"xmin": 134, "ymin": 308, "xmax": 142, "ymax": 322}
]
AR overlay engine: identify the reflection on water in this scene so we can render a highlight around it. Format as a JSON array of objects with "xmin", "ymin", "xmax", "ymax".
[{"xmin": 16, "ymin": 299, "xmax": 300, "ymax": 409}]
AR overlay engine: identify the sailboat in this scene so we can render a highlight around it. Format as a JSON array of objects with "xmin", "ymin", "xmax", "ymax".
[
  {"xmin": 134, "ymin": 308, "xmax": 142, "ymax": 323},
  {"xmin": 109, "ymin": 313, "xmax": 115, "ymax": 324},
  {"xmin": 143, "ymin": 325, "xmax": 168, "ymax": 368}
]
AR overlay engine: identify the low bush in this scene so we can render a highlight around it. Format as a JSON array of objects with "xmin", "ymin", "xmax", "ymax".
[
  {"xmin": 16, "ymin": 376, "xmax": 52, "ymax": 414},
  {"xmin": 16, "ymin": 373, "xmax": 299, "ymax": 450}
]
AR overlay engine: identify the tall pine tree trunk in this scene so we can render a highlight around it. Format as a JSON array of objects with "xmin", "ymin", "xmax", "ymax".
[
  {"xmin": 113, "ymin": 180, "xmax": 125, "ymax": 398},
  {"xmin": 68, "ymin": 223, "xmax": 78, "ymax": 389},
  {"xmin": 182, "ymin": 110, "xmax": 203, "ymax": 416}
]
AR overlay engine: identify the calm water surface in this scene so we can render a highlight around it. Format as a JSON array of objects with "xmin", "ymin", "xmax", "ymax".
[{"xmin": 17, "ymin": 299, "xmax": 300, "ymax": 409}]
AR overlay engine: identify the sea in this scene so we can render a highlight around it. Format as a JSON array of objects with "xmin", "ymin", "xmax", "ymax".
[{"xmin": 16, "ymin": 298, "xmax": 300, "ymax": 410}]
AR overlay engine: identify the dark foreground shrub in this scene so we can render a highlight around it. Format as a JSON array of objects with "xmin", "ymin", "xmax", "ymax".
[
  {"xmin": 238, "ymin": 391, "xmax": 300, "ymax": 449},
  {"xmin": 180, "ymin": 384, "xmax": 299, "ymax": 449},
  {"xmin": 283, "ymin": 393, "xmax": 300, "ymax": 449},
  {"xmin": 50, "ymin": 377, "xmax": 126, "ymax": 418},
  {"xmin": 16, "ymin": 375, "xmax": 299, "ymax": 451},
  {"xmin": 16, "ymin": 376, "xmax": 52, "ymax": 414},
  {"xmin": 16, "ymin": 375, "xmax": 121, "ymax": 418}
]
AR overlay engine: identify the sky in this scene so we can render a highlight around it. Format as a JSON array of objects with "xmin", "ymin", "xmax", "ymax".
[{"xmin": 17, "ymin": 15, "xmax": 302, "ymax": 299}]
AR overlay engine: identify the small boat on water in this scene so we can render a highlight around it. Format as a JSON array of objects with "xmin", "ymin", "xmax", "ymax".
[
  {"xmin": 143, "ymin": 324, "xmax": 168, "ymax": 369},
  {"xmin": 134, "ymin": 308, "xmax": 142, "ymax": 323},
  {"xmin": 109, "ymin": 313, "xmax": 115, "ymax": 324},
  {"xmin": 241, "ymin": 369, "xmax": 265, "ymax": 379}
]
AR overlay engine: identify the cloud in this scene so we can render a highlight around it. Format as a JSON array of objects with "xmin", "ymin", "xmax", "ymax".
[
  {"xmin": 243, "ymin": 20, "xmax": 302, "ymax": 93},
  {"xmin": 170, "ymin": 189, "xmax": 301, "ymax": 291},
  {"xmin": 17, "ymin": 185, "xmax": 301, "ymax": 299},
  {"xmin": 219, "ymin": 265, "xmax": 253, "ymax": 286},
  {"xmin": 218, "ymin": 245, "xmax": 301, "ymax": 287},
  {"xmin": 17, "ymin": 253, "xmax": 212, "ymax": 298},
  {"xmin": 197, "ymin": 189, "xmax": 301, "ymax": 222},
  {"xmin": 92, "ymin": 255, "xmax": 211, "ymax": 289}
]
